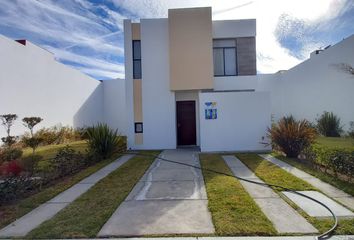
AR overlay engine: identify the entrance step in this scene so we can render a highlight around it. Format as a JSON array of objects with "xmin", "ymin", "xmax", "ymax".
[{"xmin": 223, "ymin": 155, "xmax": 318, "ymax": 234}]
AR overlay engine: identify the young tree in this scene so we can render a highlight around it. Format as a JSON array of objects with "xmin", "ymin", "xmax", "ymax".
[
  {"xmin": 0, "ymin": 114, "xmax": 18, "ymax": 147},
  {"xmin": 22, "ymin": 117, "xmax": 43, "ymax": 154}
]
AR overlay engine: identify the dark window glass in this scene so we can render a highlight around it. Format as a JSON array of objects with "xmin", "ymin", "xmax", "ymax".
[
  {"xmin": 213, "ymin": 39, "xmax": 237, "ymax": 76},
  {"xmin": 132, "ymin": 40, "xmax": 141, "ymax": 79}
]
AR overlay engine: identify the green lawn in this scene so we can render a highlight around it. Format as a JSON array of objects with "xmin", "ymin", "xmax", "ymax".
[
  {"xmin": 315, "ymin": 136, "xmax": 354, "ymax": 150},
  {"xmin": 22, "ymin": 140, "xmax": 88, "ymax": 160},
  {"xmin": 236, "ymin": 153, "xmax": 354, "ymax": 235},
  {"xmin": 0, "ymin": 151, "xmax": 122, "ymax": 229},
  {"xmin": 199, "ymin": 154, "xmax": 276, "ymax": 236},
  {"xmin": 27, "ymin": 151, "xmax": 159, "ymax": 239}
]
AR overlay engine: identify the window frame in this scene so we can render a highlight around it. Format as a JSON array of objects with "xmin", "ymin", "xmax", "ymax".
[
  {"xmin": 213, "ymin": 46, "xmax": 238, "ymax": 77},
  {"xmin": 132, "ymin": 40, "xmax": 141, "ymax": 79}
]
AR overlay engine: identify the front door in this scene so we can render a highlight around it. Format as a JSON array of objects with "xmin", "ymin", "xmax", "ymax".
[{"xmin": 176, "ymin": 101, "xmax": 196, "ymax": 146}]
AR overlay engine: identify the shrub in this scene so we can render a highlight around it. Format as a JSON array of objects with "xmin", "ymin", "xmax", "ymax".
[
  {"xmin": 22, "ymin": 117, "xmax": 43, "ymax": 153},
  {"xmin": 20, "ymin": 154, "xmax": 42, "ymax": 175},
  {"xmin": 268, "ymin": 116, "xmax": 317, "ymax": 158},
  {"xmin": 348, "ymin": 121, "xmax": 354, "ymax": 138},
  {"xmin": 304, "ymin": 145, "xmax": 354, "ymax": 180},
  {"xmin": 22, "ymin": 136, "xmax": 43, "ymax": 154},
  {"xmin": 86, "ymin": 123, "xmax": 122, "ymax": 159},
  {"xmin": 0, "ymin": 147, "xmax": 23, "ymax": 163},
  {"xmin": 35, "ymin": 126, "xmax": 82, "ymax": 145},
  {"xmin": 316, "ymin": 111, "xmax": 343, "ymax": 137},
  {"xmin": 50, "ymin": 146, "xmax": 86, "ymax": 179},
  {"xmin": 0, "ymin": 176, "xmax": 39, "ymax": 203},
  {"xmin": 0, "ymin": 160, "xmax": 23, "ymax": 177}
]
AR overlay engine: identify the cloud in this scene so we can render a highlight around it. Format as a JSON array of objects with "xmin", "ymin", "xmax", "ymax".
[{"xmin": 0, "ymin": 0, "xmax": 352, "ymax": 79}]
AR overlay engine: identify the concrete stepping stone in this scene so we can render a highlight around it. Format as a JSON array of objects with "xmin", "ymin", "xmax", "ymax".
[
  {"xmin": 98, "ymin": 149, "xmax": 215, "ymax": 236},
  {"xmin": 223, "ymin": 155, "xmax": 317, "ymax": 234},
  {"xmin": 0, "ymin": 154, "xmax": 134, "ymax": 238},
  {"xmin": 259, "ymin": 154, "xmax": 354, "ymax": 210},
  {"xmin": 283, "ymin": 191, "xmax": 354, "ymax": 218}
]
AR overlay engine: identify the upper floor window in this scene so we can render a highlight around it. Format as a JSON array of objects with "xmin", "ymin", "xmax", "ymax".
[
  {"xmin": 133, "ymin": 40, "xmax": 141, "ymax": 79},
  {"xmin": 213, "ymin": 39, "xmax": 237, "ymax": 76}
]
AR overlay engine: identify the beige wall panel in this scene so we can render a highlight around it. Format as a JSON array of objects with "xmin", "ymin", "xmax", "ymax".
[
  {"xmin": 169, "ymin": 7, "xmax": 213, "ymax": 91},
  {"xmin": 135, "ymin": 133, "xmax": 143, "ymax": 145},
  {"xmin": 132, "ymin": 23, "xmax": 141, "ymax": 40},
  {"xmin": 133, "ymin": 79, "xmax": 142, "ymax": 122}
]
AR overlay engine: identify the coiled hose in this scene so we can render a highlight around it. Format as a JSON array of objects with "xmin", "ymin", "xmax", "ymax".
[{"xmin": 129, "ymin": 151, "xmax": 338, "ymax": 240}]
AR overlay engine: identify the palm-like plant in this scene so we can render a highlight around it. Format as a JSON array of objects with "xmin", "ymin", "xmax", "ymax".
[
  {"xmin": 86, "ymin": 123, "xmax": 122, "ymax": 159},
  {"xmin": 316, "ymin": 111, "xmax": 343, "ymax": 137},
  {"xmin": 268, "ymin": 116, "xmax": 317, "ymax": 158}
]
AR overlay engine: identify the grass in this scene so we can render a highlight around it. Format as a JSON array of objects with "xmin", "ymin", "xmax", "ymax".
[
  {"xmin": 0, "ymin": 151, "xmax": 122, "ymax": 229},
  {"xmin": 236, "ymin": 153, "xmax": 354, "ymax": 235},
  {"xmin": 199, "ymin": 154, "xmax": 276, "ymax": 236},
  {"xmin": 315, "ymin": 136, "xmax": 354, "ymax": 150},
  {"xmin": 27, "ymin": 151, "xmax": 159, "ymax": 239},
  {"xmin": 273, "ymin": 153, "xmax": 354, "ymax": 197},
  {"xmin": 22, "ymin": 140, "xmax": 88, "ymax": 160}
]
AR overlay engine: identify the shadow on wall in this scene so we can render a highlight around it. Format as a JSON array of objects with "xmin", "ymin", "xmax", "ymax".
[{"xmin": 73, "ymin": 84, "xmax": 103, "ymax": 128}]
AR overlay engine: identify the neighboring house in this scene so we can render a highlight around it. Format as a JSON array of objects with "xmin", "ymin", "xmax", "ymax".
[{"xmin": 124, "ymin": 7, "xmax": 270, "ymax": 151}]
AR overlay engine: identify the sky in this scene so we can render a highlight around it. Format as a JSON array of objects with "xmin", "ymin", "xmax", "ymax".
[{"xmin": 0, "ymin": 0, "xmax": 353, "ymax": 80}]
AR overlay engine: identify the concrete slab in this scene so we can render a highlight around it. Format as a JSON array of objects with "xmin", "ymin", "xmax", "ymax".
[
  {"xmin": 48, "ymin": 183, "xmax": 94, "ymax": 203},
  {"xmin": 223, "ymin": 155, "xmax": 317, "ymax": 234},
  {"xmin": 283, "ymin": 191, "xmax": 354, "ymax": 218},
  {"xmin": 98, "ymin": 200, "xmax": 214, "ymax": 236},
  {"xmin": 228, "ymin": 166, "xmax": 258, "ymax": 179},
  {"xmin": 0, "ymin": 154, "xmax": 134, "ymax": 237},
  {"xmin": 0, "ymin": 203, "xmax": 68, "ymax": 237},
  {"xmin": 254, "ymin": 198, "xmax": 318, "ymax": 233},
  {"xmin": 259, "ymin": 154, "xmax": 354, "ymax": 210},
  {"xmin": 140, "ymin": 168, "xmax": 203, "ymax": 181}
]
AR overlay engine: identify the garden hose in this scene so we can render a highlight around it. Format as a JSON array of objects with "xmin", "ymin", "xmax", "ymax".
[{"xmin": 128, "ymin": 151, "xmax": 338, "ymax": 240}]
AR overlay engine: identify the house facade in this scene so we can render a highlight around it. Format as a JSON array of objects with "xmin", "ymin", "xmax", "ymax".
[{"xmin": 124, "ymin": 7, "xmax": 271, "ymax": 151}]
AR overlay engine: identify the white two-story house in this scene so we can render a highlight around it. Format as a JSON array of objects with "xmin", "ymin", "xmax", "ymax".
[{"xmin": 124, "ymin": 7, "xmax": 271, "ymax": 151}]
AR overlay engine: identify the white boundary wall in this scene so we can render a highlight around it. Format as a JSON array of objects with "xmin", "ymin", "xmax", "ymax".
[
  {"xmin": 0, "ymin": 35, "xmax": 103, "ymax": 137},
  {"xmin": 257, "ymin": 35, "xmax": 354, "ymax": 130},
  {"xmin": 199, "ymin": 91, "xmax": 271, "ymax": 152}
]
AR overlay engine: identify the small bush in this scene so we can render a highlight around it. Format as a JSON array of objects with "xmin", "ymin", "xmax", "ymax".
[
  {"xmin": 86, "ymin": 123, "xmax": 122, "ymax": 159},
  {"xmin": 22, "ymin": 136, "xmax": 43, "ymax": 154},
  {"xmin": 316, "ymin": 111, "xmax": 343, "ymax": 137},
  {"xmin": 0, "ymin": 147, "xmax": 23, "ymax": 163},
  {"xmin": 50, "ymin": 146, "xmax": 86, "ymax": 179},
  {"xmin": 348, "ymin": 121, "xmax": 354, "ymax": 138},
  {"xmin": 0, "ymin": 176, "xmax": 39, "ymax": 203},
  {"xmin": 268, "ymin": 116, "xmax": 317, "ymax": 158},
  {"xmin": 20, "ymin": 154, "xmax": 42, "ymax": 174},
  {"xmin": 304, "ymin": 145, "xmax": 354, "ymax": 180},
  {"xmin": 34, "ymin": 126, "xmax": 82, "ymax": 145},
  {"xmin": 0, "ymin": 160, "xmax": 23, "ymax": 177}
]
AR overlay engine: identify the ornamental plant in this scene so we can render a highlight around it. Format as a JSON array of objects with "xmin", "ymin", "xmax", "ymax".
[
  {"xmin": 316, "ymin": 111, "xmax": 343, "ymax": 137},
  {"xmin": 0, "ymin": 114, "xmax": 18, "ymax": 147},
  {"xmin": 22, "ymin": 117, "xmax": 43, "ymax": 154},
  {"xmin": 268, "ymin": 116, "xmax": 317, "ymax": 158}
]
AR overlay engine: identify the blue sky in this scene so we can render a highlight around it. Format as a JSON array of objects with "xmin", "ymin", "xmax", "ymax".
[{"xmin": 0, "ymin": 0, "xmax": 353, "ymax": 80}]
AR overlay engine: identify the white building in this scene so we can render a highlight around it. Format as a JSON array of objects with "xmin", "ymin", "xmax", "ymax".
[{"xmin": 1, "ymin": 6, "xmax": 353, "ymax": 152}]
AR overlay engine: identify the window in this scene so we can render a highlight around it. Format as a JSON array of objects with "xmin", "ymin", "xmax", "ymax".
[
  {"xmin": 133, "ymin": 40, "xmax": 141, "ymax": 79},
  {"xmin": 135, "ymin": 122, "xmax": 143, "ymax": 133},
  {"xmin": 213, "ymin": 39, "xmax": 237, "ymax": 76}
]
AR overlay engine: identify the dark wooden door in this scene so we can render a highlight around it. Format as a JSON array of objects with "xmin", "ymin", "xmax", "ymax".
[{"xmin": 176, "ymin": 101, "xmax": 196, "ymax": 146}]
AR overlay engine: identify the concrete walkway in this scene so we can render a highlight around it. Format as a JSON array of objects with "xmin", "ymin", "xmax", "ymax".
[
  {"xmin": 98, "ymin": 149, "xmax": 215, "ymax": 237},
  {"xmin": 259, "ymin": 154, "xmax": 354, "ymax": 211},
  {"xmin": 223, "ymin": 155, "xmax": 317, "ymax": 234},
  {"xmin": 0, "ymin": 154, "xmax": 134, "ymax": 238}
]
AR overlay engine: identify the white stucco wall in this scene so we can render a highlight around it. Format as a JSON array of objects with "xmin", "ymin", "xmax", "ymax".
[
  {"xmin": 103, "ymin": 78, "xmax": 126, "ymax": 136},
  {"xmin": 139, "ymin": 18, "xmax": 176, "ymax": 149},
  {"xmin": 212, "ymin": 19, "xmax": 256, "ymax": 38},
  {"xmin": 0, "ymin": 35, "xmax": 103, "ymax": 138},
  {"xmin": 214, "ymin": 75, "xmax": 258, "ymax": 91},
  {"xmin": 199, "ymin": 91, "xmax": 271, "ymax": 152},
  {"xmin": 257, "ymin": 35, "xmax": 354, "ymax": 130}
]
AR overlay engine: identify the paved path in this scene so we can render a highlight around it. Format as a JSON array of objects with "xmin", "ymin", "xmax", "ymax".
[
  {"xmin": 98, "ymin": 149, "xmax": 215, "ymax": 237},
  {"xmin": 259, "ymin": 154, "xmax": 354, "ymax": 211},
  {"xmin": 223, "ymin": 155, "xmax": 317, "ymax": 234},
  {"xmin": 0, "ymin": 154, "xmax": 134, "ymax": 238}
]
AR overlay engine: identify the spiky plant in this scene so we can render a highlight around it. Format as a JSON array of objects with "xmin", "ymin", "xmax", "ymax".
[
  {"xmin": 316, "ymin": 111, "xmax": 343, "ymax": 137},
  {"xmin": 86, "ymin": 123, "xmax": 122, "ymax": 159},
  {"xmin": 268, "ymin": 116, "xmax": 317, "ymax": 158}
]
